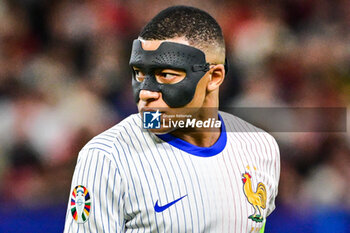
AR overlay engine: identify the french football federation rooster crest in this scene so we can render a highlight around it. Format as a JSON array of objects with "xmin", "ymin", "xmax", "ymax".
[{"xmin": 242, "ymin": 172, "xmax": 267, "ymax": 222}]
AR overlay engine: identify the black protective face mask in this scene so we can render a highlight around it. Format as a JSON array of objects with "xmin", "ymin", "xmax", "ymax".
[{"xmin": 129, "ymin": 39, "xmax": 211, "ymax": 108}]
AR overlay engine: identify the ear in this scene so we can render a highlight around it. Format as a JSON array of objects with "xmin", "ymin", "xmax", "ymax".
[{"xmin": 207, "ymin": 64, "xmax": 225, "ymax": 92}]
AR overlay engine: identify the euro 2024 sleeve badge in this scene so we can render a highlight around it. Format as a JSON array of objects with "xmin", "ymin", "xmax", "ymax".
[{"xmin": 71, "ymin": 185, "xmax": 91, "ymax": 223}]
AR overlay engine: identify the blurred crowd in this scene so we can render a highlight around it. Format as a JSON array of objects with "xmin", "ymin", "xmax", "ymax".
[{"xmin": 0, "ymin": 0, "xmax": 349, "ymax": 232}]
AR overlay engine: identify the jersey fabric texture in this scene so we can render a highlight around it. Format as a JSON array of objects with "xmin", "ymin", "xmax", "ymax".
[{"xmin": 64, "ymin": 111, "xmax": 280, "ymax": 233}]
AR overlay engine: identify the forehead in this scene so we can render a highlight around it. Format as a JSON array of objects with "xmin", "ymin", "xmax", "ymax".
[{"xmin": 139, "ymin": 37, "xmax": 190, "ymax": 51}]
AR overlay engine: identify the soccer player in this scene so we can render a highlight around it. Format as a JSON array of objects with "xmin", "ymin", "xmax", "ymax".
[{"xmin": 64, "ymin": 5, "xmax": 280, "ymax": 233}]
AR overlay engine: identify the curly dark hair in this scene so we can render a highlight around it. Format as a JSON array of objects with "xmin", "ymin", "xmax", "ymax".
[{"xmin": 139, "ymin": 5, "xmax": 225, "ymax": 54}]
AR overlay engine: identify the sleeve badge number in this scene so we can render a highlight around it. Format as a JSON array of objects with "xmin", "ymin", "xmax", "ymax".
[{"xmin": 71, "ymin": 185, "xmax": 91, "ymax": 223}]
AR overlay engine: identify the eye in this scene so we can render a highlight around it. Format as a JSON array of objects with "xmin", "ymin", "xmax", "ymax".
[
  {"xmin": 133, "ymin": 68, "xmax": 145, "ymax": 82},
  {"xmin": 155, "ymin": 69, "xmax": 186, "ymax": 84},
  {"xmin": 161, "ymin": 73, "xmax": 177, "ymax": 79}
]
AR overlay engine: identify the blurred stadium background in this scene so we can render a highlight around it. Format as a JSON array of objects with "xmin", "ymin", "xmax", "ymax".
[{"xmin": 0, "ymin": 0, "xmax": 349, "ymax": 232}]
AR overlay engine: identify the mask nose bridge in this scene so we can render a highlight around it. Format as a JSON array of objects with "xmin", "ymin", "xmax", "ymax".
[
  {"xmin": 139, "ymin": 73, "xmax": 161, "ymax": 93},
  {"xmin": 135, "ymin": 48, "xmax": 163, "ymax": 93}
]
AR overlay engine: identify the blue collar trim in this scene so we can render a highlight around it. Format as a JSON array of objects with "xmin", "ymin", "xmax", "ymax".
[{"xmin": 156, "ymin": 114, "xmax": 227, "ymax": 157}]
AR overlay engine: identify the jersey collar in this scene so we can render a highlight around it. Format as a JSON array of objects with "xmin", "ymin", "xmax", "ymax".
[{"xmin": 156, "ymin": 114, "xmax": 227, "ymax": 157}]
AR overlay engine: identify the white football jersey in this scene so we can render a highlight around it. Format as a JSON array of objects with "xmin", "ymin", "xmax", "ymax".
[{"xmin": 64, "ymin": 111, "xmax": 280, "ymax": 233}]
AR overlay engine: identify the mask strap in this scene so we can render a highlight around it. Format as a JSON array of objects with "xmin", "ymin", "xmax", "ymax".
[
  {"xmin": 192, "ymin": 63, "xmax": 210, "ymax": 72},
  {"xmin": 193, "ymin": 58, "xmax": 228, "ymax": 74}
]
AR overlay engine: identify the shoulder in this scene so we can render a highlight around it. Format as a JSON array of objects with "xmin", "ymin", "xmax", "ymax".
[
  {"xmin": 78, "ymin": 113, "xmax": 146, "ymax": 162},
  {"xmin": 220, "ymin": 110, "xmax": 280, "ymax": 157},
  {"xmin": 220, "ymin": 110, "xmax": 265, "ymax": 133}
]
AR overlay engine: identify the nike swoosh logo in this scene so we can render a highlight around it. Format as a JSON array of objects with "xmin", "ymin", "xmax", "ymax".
[{"xmin": 154, "ymin": 195, "xmax": 187, "ymax": 213}]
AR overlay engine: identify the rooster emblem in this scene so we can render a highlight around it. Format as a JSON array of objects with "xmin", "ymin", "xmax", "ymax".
[{"xmin": 242, "ymin": 172, "xmax": 267, "ymax": 222}]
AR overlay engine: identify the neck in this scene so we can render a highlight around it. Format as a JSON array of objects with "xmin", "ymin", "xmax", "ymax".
[
  {"xmin": 170, "ymin": 105, "xmax": 220, "ymax": 148},
  {"xmin": 171, "ymin": 114, "xmax": 220, "ymax": 147}
]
